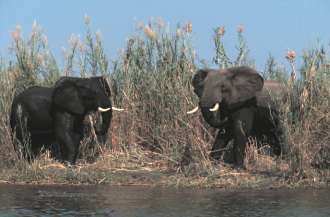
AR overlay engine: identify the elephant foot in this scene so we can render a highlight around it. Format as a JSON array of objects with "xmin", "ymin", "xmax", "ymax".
[
  {"xmin": 232, "ymin": 161, "xmax": 245, "ymax": 169},
  {"xmin": 222, "ymin": 148, "xmax": 235, "ymax": 164},
  {"xmin": 209, "ymin": 150, "xmax": 222, "ymax": 162},
  {"xmin": 233, "ymin": 156, "xmax": 245, "ymax": 169},
  {"xmin": 62, "ymin": 160, "xmax": 76, "ymax": 168}
]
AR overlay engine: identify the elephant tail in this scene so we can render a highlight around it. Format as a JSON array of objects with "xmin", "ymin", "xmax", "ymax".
[
  {"xmin": 10, "ymin": 100, "xmax": 28, "ymax": 138},
  {"xmin": 10, "ymin": 100, "xmax": 18, "ymax": 132}
]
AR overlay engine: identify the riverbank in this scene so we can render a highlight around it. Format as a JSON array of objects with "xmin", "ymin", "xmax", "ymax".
[
  {"xmin": 1, "ymin": 146, "xmax": 329, "ymax": 189},
  {"xmin": 0, "ymin": 20, "xmax": 329, "ymax": 189}
]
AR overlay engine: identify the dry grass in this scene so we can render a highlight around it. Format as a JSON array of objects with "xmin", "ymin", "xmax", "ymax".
[{"xmin": 0, "ymin": 19, "xmax": 329, "ymax": 188}]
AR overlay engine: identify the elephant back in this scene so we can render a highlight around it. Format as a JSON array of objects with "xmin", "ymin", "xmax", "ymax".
[
  {"xmin": 256, "ymin": 80, "xmax": 286, "ymax": 108},
  {"xmin": 54, "ymin": 77, "xmax": 80, "ymax": 87}
]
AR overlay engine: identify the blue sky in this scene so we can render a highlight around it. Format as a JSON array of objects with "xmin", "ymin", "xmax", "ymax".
[{"xmin": 0, "ymin": 0, "xmax": 329, "ymax": 70}]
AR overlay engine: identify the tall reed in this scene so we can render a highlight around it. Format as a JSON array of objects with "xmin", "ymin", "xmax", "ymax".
[{"xmin": 0, "ymin": 19, "xmax": 329, "ymax": 184}]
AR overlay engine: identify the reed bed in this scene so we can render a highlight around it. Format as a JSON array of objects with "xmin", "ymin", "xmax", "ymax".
[{"xmin": 0, "ymin": 18, "xmax": 329, "ymax": 187}]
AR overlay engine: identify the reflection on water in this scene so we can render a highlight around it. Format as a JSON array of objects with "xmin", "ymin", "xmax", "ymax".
[{"xmin": 0, "ymin": 184, "xmax": 330, "ymax": 217}]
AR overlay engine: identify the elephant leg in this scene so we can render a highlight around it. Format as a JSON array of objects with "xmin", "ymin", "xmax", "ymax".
[
  {"xmin": 12, "ymin": 120, "xmax": 35, "ymax": 161},
  {"xmin": 231, "ymin": 107, "xmax": 255, "ymax": 167},
  {"xmin": 54, "ymin": 112, "xmax": 79, "ymax": 164},
  {"xmin": 270, "ymin": 125, "xmax": 285, "ymax": 156},
  {"xmin": 12, "ymin": 129, "xmax": 26, "ymax": 160},
  {"xmin": 210, "ymin": 129, "xmax": 232, "ymax": 162},
  {"xmin": 267, "ymin": 110, "xmax": 282, "ymax": 156},
  {"xmin": 267, "ymin": 110, "xmax": 284, "ymax": 156}
]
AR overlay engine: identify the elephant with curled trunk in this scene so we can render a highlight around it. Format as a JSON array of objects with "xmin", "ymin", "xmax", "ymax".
[
  {"xmin": 188, "ymin": 66, "xmax": 285, "ymax": 167},
  {"xmin": 10, "ymin": 76, "xmax": 123, "ymax": 164}
]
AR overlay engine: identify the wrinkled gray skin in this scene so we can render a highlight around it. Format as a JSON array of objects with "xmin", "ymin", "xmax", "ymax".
[
  {"xmin": 54, "ymin": 76, "xmax": 112, "ymax": 141},
  {"xmin": 192, "ymin": 66, "xmax": 284, "ymax": 167},
  {"xmin": 10, "ymin": 76, "xmax": 113, "ymax": 164}
]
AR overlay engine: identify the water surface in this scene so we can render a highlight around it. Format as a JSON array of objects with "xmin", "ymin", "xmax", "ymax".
[{"xmin": 0, "ymin": 184, "xmax": 329, "ymax": 217}]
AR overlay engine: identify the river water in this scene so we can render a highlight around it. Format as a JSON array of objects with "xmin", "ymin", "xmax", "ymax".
[{"xmin": 0, "ymin": 184, "xmax": 329, "ymax": 217}]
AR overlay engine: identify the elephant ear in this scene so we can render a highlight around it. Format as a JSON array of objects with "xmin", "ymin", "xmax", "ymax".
[
  {"xmin": 229, "ymin": 66, "xmax": 264, "ymax": 103},
  {"xmin": 192, "ymin": 69, "xmax": 209, "ymax": 97},
  {"xmin": 53, "ymin": 81, "xmax": 85, "ymax": 115},
  {"xmin": 100, "ymin": 77, "xmax": 111, "ymax": 97}
]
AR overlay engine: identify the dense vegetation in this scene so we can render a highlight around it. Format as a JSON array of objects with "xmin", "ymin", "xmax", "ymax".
[{"xmin": 0, "ymin": 18, "xmax": 329, "ymax": 187}]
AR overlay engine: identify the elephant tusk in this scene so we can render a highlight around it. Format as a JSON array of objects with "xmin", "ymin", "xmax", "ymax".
[
  {"xmin": 187, "ymin": 106, "xmax": 199, "ymax": 114},
  {"xmin": 98, "ymin": 106, "xmax": 124, "ymax": 112},
  {"xmin": 209, "ymin": 103, "xmax": 220, "ymax": 112},
  {"xmin": 111, "ymin": 106, "xmax": 124, "ymax": 111},
  {"xmin": 98, "ymin": 107, "xmax": 111, "ymax": 112}
]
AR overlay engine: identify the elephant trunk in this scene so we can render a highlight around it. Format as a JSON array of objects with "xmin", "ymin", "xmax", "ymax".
[
  {"xmin": 95, "ymin": 97, "xmax": 113, "ymax": 137},
  {"xmin": 200, "ymin": 85, "xmax": 222, "ymax": 109},
  {"xmin": 198, "ymin": 85, "xmax": 226, "ymax": 127},
  {"xmin": 200, "ymin": 106, "xmax": 228, "ymax": 128},
  {"xmin": 100, "ymin": 109, "xmax": 112, "ymax": 135}
]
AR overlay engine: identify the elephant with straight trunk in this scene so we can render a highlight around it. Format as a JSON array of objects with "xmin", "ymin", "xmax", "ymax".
[
  {"xmin": 188, "ymin": 66, "xmax": 285, "ymax": 167},
  {"xmin": 10, "ymin": 76, "xmax": 123, "ymax": 164}
]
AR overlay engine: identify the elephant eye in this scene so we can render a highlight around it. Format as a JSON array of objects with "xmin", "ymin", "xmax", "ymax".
[
  {"xmin": 221, "ymin": 85, "xmax": 229, "ymax": 92},
  {"xmin": 195, "ymin": 81, "xmax": 204, "ymax": 91}
]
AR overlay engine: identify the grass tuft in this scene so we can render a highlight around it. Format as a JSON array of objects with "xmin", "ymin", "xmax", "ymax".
[{"xmin": 0, "ymin": 18, "xmax": 329, "ymax": 187}]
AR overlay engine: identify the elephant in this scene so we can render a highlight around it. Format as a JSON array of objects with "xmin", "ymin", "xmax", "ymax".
[
  {"xmin": 187, "ymin": 66, "xmax": 285, "ymax": 167},
  {"xmin": 10, "ymin": 76, "xmax": 123, "ymax": 164}
]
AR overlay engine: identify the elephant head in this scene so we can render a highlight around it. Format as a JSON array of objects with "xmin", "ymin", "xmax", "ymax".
[
  {"xmin": 188, "ymin": 66, "xmax": 264, "ymax": 128},
  {"xmin": 52, "ymin": 76, "xmax": 123, "ymax": 140}
]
